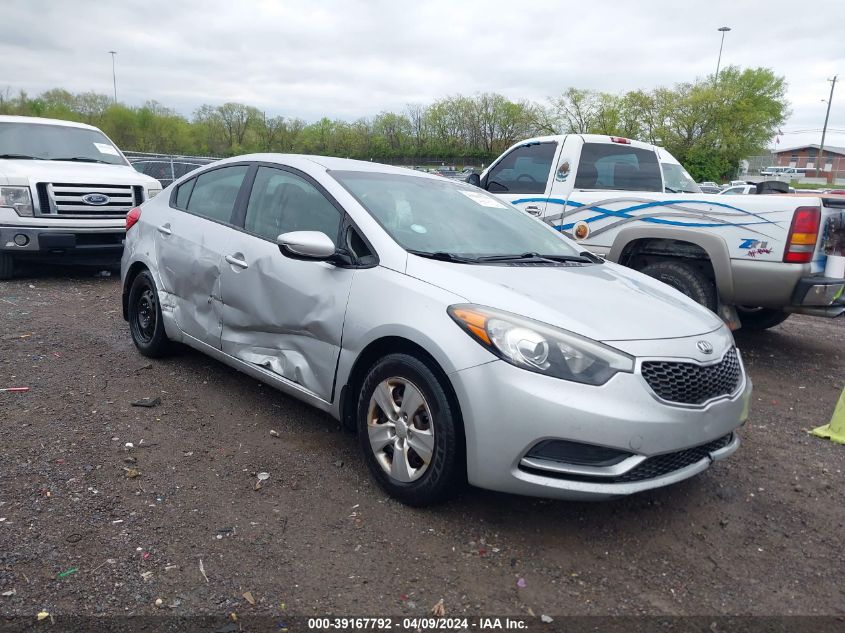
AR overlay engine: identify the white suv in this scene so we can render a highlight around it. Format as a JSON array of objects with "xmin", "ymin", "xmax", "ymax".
[{"xmin": 0, "ymin": 115, "xmax": 161, "ymax": 278}]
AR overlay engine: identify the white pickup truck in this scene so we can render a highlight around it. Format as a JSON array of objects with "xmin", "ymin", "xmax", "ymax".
[
  {"xmin": 470, "ymin": 134, "xmax": 845, "ymax": 330},
  {"xmin": 0, "ymin": 115, "xmax": 161, "ymax": 279}
]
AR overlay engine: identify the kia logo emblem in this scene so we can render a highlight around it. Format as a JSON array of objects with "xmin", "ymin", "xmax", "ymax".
[
  {"xmin": 82, "ymin": 193, "xmax": 110, "ymax": 206},
  {"xmin": 697, "ymin": 340, "xmax": 714, "ymax": 354}
]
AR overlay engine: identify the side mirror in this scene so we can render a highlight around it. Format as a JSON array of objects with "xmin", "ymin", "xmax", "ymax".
[
  {"xmin": 466, "ymin": 173, "xmax": 481, "ymax": 188},
  {"xmin": 277, "ymin": 231, "xmax": 336, "ymax": 260}
]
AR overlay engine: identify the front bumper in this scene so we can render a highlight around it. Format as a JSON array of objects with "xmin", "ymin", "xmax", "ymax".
[
  {"xmin": 0, "ymin": 220, "xmax": 125, "ymax": 263},
  {"xmin": 451, "ymin": 354, "xmax": 751, "ymax": 500}
]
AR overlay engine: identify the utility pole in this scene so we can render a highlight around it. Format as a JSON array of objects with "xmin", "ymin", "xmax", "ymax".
[
  {"xmin": 818, "ymin": 75, "xmax": 837, "ymax": 180},
  {"xmin": 714, "ymin": 26, "xmax": 731, "ymax": 82},
  {"xmin": 108, "ymin": 51, "xmax": 117, "ymax": 104}
]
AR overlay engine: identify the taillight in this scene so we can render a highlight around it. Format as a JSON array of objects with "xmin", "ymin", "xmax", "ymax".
[
  {"xmin": 126, "ymin": 207, "xmax": 141, "ymax": 231},
  {"xmin": 784, "ymin": 206, "xmax": 820, "ymax": 263},
  {"xmin": 610, "ymin": 136, "xmax": 631, "ymax": 144}
]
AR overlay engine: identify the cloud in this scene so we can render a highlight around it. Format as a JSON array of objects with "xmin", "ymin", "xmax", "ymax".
[{"xmin": 0, "ymin": 0, "xmax": 842, "ymax": 149}]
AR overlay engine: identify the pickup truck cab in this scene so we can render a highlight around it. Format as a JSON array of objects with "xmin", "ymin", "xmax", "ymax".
[
  {"xmin": 0, "ymin": 115, "xmax": 161, "ymax": 279},
  {"xmin": 472, "ymin": 134, "xmax": 845, "ymax": 329}
]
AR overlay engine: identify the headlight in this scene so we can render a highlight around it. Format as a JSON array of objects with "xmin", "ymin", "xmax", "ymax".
[
  {"xmin": 0, "ymin": 186, "xmax": 33, "ymax": 216},
  {"xmin": 147, "ymin": 188, "xmax": 162, "ymax": 199},
  {"xmin": 448, "ymin": 304, "xmax": 634, "ymax": 385}
]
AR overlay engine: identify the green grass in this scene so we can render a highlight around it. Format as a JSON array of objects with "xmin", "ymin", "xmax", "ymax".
[{"xmin": 789, "ymin": 181, "xmax": 831, "ymax": 190}]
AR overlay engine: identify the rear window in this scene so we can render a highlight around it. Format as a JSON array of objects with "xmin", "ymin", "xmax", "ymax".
[{"xmin": 574, "ymin": 143, "xmax": 662, "ymax": 192}]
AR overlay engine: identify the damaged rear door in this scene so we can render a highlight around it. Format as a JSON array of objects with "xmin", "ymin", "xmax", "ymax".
[
  {"xmin": 156, "ymin": 164, "xmax": 250, "ymax": 348},
  {"xmin": 219, "ymin": 165, "xmax": 354, "ymax": 402}
]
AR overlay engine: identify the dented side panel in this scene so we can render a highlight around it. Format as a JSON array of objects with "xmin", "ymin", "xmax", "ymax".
[
  {"xmin": 154, "ymin": 212, "xmax": 232, "ymax": 348},
  {"xmin": 219, "ymin": 232, "xmax": 354, "ymax": 401}
]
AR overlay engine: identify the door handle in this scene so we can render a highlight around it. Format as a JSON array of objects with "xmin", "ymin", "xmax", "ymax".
[
  {"xmin": 525, "ymin": 205, "xmax": 542, "ymax": 216},
  {"xmin": 225, "ymin": 254, "xmax": 249, "ymax": 269},
  {"xmin": 157, "ymin": 224, "xmax": 172, "ymax": 236}
]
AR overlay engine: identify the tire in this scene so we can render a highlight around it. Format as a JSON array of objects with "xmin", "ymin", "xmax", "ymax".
[
  {"xmin": 736, "ymin": 306, "xmax": 790, "ymax": 331},
  {"xmin": 640, "ymin": 260, "xmax": 717, "ymax": 312},
  {"xmin": 0, "ymin": 253, "xmax": 14, "ymax": 280},
  {"xmin": 127, "ymin": 270, "xmax": 172, "ymax": 358},
  {"xmin": 356, "ymin": 353, "xmax": 462, "ymax": 506}
]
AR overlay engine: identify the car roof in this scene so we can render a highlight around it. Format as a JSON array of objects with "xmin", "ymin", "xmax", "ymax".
[
  {"xmin": 213, "ymin": 154, "xmax": 446, "ymax": 180},
  {"xmin": 0, "ymin": 115, "xmax": 101, "ymax": 131}
]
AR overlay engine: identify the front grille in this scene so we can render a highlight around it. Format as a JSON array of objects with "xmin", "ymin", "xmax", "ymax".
[
  {"xmin": 39, "ymin": 182, "xmax": 136, "ymax": 217},
  {"xmin": 520, "ymin": 433, "xmax": 734, "ymax": 483},
  {"xmin": 641, "ymin": 347, "xmax": 742, "ymax": 405}
]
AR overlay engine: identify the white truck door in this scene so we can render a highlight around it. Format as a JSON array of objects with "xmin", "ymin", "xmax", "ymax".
[{"xmin": 480, "ymin": 140, "xmax": 560, "ymax": 218}]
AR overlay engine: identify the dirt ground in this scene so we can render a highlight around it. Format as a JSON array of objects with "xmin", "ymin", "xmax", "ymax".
[{"xmin": 1, "ymin": 265, "xmax": 844, "ymax": 622}]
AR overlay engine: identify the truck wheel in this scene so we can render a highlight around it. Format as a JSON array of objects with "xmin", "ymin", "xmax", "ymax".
[
  {"xmin": 640, "ymin": 261, "xmax": 717, "ymax": 312},
  {"xmin": 736, "ymin": 306, "xmax": 790, "ymax": 331},
  {"xmin": 0, "ymin": 253, "xmax": 14, "ymax": 280}
]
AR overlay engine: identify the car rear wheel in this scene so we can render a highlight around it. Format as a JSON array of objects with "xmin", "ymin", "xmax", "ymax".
[
  {"xmin": 640, "ymin": 260, "xmax": 717, "ymax": 312},
  {"xmin": 0, "ymin": 253, "xmax": 14, "ymax": 280},
  {"xmin": 357, "ymin": 353, "xmax": 462, "ymax": 506},
  {"xmin": 128, "ymin": 270, "xmax": 171, "ymax": 358},
  {"xmin": 736, "ymin": 306, "xmax": 790, "ymax": 331}
]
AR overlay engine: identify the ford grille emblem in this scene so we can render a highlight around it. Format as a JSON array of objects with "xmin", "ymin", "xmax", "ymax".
[
  {"xmin": 82, "ymin": 193, "xmax": 110, "ymax": 206},
  {"xmin": 697, "ymin": 340, "xmax": 714, "ymax": 354}
]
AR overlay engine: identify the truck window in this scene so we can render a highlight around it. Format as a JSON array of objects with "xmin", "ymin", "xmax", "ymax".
[
  {"xmin": 485, "ymin": 142, "xmax": 556, "ymax": 194},
  {"xmin": 574, "ymin": 143, "xmax": 662, "ymax": 192}
]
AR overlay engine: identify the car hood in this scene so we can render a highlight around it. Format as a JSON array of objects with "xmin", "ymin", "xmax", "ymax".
[
  {"xmin": 0, "ymin": 159, "xmax": 159, "ymax": 187},
  {"xmin": 405, "ymin": 257, "xmax": 724, "ymax": 342}
]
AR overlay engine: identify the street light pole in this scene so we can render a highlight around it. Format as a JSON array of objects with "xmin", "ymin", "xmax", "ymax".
[
  {"xmin": 108, "ymin": 51, "xmax": 117, "ymax": 104},
  {"xmin": 714, "ymin": 26, "xmax": 731, "ymax": 82},
  {"xmin": 818, "ymin": 75, "xmax": 837, "ymax": 181}
]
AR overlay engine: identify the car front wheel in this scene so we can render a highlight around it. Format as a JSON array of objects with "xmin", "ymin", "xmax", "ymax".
[{"xmin": 356, "ymin": 353, "xmax": 462, "ymax": 506}]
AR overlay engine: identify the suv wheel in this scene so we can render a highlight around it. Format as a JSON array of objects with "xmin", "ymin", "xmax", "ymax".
[
  {"xmin": 640, "ymin": 260, "xmax": 717, "ymax": 312},
  {"xmin": 128, "ymin": 270, "xmax": 172, "ymax": 357},
  {"xmin": 0, "ymin": 253, "xmax": 14, "ymax": 280},
  {"xmin": 357, "ymin": 353, "xmax": 462, "ymax": 506}
]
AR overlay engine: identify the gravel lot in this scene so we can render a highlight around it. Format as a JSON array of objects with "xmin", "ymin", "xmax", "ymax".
[{"xmin": 1, "ymin": 266, "xmax": 844, "ymax": 621}]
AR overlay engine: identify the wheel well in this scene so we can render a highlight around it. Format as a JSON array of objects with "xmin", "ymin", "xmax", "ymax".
[
  {"xmin": 121, "ymin": 262, "xmax": 149, "ymax": 321},
  {"xmin": 339, "ymin": 337, "xmax": 465, "ymax": 447},
  {"xmin": 619, "ymin": 238, "xmax": 716, "ymax": 282}
]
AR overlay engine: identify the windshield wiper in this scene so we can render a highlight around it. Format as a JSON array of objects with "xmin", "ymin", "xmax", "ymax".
[
  {"xmin": 407, "ymin": 250, "xmax": 478, "ymax": 263},
  {"xmin": 0, "ymin": 153, "xmax": 38, "ymax": 159},
  {"xmin": 50, "ymin": 157, "xmax": 111, "ymax": 164},
  {"xmin": 475, "ymin": 252, "xmax": 596, "ymax": 264}
]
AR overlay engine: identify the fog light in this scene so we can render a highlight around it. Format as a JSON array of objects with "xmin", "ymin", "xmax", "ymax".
[{"xmin": 13, "ymin": 234, "xmax": 29, "ymax": 246}]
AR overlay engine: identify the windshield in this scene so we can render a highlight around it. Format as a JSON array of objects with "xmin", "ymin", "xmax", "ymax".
[
  {"xmin": 661, "ymin": 163, "xmax": 701, "ymax": 193},
  {"xmin": 0, "ymin": 122, "xmax": 128, "ymax": 165},
  {"xmin": 331, "ymin": 171, "xmax": 583, "ymax": 259}
]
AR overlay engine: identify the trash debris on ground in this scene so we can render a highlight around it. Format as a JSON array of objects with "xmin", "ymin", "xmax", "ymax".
[
  {"xmin": 0, "ymin": 387, "xmax": 29, "ymax": 393},
  {"xmin": 56, "ymin": 568, "xmax": 78, "ymax": 578},
  {"xmin": 254, "ymin": 472, "xmax": 270, "ymax": 490},
  {"xmin": 155, "ymin": 598, "xmax": 163, "ymax": 607},
  {"xmin": 199, "ymin": 558, "xmax": 209, "ymax": 583},
  {"xmin": 1, "ymin": 589, "xmax": 16, "ymax": 597},
  {"xmin": 541, "ymin": 615, "xmax": 553, "ymax": 623},
  {"xmin": 430, "ymin": 598, "xmax": 445, "ymax": 617},
  {"xmin": 516, "ymin": 577, "xmax": 527, "ymax": 588},
  {"xmin": 36, "ymin": 611, "xmax": 50, "ymax": 621},
  {"xmin": 243, "ymin": 591, "xmax": 256, "ymax": 605},
  {"xmin": 124, "ymin": 442, "xmax": 134, "ymax": 449},
  {"xmin": 95, "ymin": 270, "xmax": 112, "ymax": 278},
  {"xmin": 269, "ymin": 429, "xmax": 279, "ymax": 437},
  {"xmin": 131, "ymin": 397, "xmax": 161, "ymax": 408}
]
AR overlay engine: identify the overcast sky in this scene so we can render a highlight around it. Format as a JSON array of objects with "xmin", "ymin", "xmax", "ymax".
[{"xmin": 2, "ymin": 0, "xmax": 843, "ymax": 151}]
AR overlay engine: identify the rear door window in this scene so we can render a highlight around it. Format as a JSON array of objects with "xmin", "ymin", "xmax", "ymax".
[
  {"xmin": 574, "ymin": 143, "xmax": 662, "ymax": 192},
  {"xmin": 485, "ymin": 142, "xmax": 557, "ymax": 194},
  {"xmin": 185, "ymin": 165, "xmax": 249, "ymax": 224}
]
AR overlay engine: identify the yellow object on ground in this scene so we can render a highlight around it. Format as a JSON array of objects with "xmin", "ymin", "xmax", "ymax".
[{"xmin": 811, "ymin": 387, "xmax": 845, "ymax": 444}]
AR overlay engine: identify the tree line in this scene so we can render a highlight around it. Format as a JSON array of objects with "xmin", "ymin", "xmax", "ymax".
[{"xmin": 0, "ymin": 67, "xmax": 787, "ymax": 181}]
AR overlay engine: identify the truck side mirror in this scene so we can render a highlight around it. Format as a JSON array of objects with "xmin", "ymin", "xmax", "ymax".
[{"xmin": 466, "ymin": 173, "xmax": 481, "ymax": 188}]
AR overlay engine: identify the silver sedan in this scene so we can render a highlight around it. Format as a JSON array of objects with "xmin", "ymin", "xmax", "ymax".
[{"xmin": 121, "ymin": 155, "xmax": 751, "ymax": 506}]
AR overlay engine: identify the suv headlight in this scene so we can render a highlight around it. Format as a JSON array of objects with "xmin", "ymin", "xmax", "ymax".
[
  {"xmin": 0, "ymin": 186, "xmax": 33, "ymax": 217},
  {"xmin": 448, "ymin": 304, "xmax": 634, "ymax": 385},
  {"xmin": 147, "ymin": 188, "xmax": 162, "ymax": 198}
]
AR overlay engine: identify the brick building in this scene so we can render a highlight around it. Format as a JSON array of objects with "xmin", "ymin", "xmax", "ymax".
[{"xmin": 772, "ymin": 144, "xmax": 845, "ymax": 182}]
